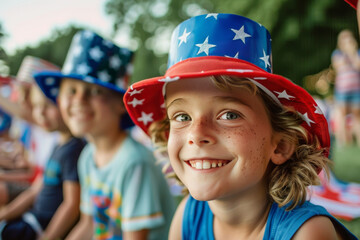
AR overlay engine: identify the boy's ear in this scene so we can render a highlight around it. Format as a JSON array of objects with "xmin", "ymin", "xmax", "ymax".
[{"xmin": 270, "ymin": 136, "xmax": 296, "ymax": 165}]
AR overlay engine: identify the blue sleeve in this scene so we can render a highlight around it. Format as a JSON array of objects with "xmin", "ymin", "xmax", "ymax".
[{"xmin": 61, "ymin": 139, "xmax": 85, "ymax": 182}]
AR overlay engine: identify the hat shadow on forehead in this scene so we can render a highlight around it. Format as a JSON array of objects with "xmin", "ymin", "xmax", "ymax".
[
  {"xmin": 124, "ymin": 13, "xmax": 330, "ymax": 153},
  {"xmin": 34, "ymin": 30, "xmax": 135, "ymax": 129}
]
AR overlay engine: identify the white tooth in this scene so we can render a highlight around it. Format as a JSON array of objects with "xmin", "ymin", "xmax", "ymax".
[
  {"xmin": 212, "ymin": 163, "xmax": 217, "ymax": 168},
  {"xmin": 203, "ymin": 161, "xmax": 210, "ymax": 169},
  {"xmin": 191, "ymin": 163, "xmax": 195, "ymax": 167},
  {"xmin": 195, "ymin": 162, "xmax": 203, "ymax": 169},
  {"xmin": 218, "ymin": 163, "xmax": 223, "ymax": 167}
]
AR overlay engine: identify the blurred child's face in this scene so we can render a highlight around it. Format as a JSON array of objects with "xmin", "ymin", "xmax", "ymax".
[
  {"xmin": 58, "ymin": 78, "xmax": 125, "ymax": 138},
  {"xmin": 30, "ymin": 86, "xmax": 65, "ymax": 132},
  {"xmin": 338, "ymin": 31, "xmax": 358, "ymax": 54},
  {"xmin": 166, "ymin": 77, "xmax": 279, "ymax": 201}
]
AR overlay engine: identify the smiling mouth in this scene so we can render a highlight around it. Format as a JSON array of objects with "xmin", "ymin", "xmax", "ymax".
[{"xmin": 187, "ymin": 160, "xmax": 231, "ymax": 170}]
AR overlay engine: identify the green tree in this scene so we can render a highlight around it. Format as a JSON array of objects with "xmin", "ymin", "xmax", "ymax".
[
  {"xmin": 0, "ymin": 23, "xmax": 9, "ymax": 76},
  {"xmin": 6, "ymin": 26, "xmax": 82, "ymax": 76}
]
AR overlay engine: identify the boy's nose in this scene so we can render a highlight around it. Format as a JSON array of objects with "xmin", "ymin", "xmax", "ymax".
[{"xmin": 187, "ymin": 119, "xmax": 215, "ymax": 146}]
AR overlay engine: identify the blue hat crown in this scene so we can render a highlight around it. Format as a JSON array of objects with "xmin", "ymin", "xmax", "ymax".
[
  {"xmin": 61, "ymin": 30, "xmax": 134, "ymax": 90},
  {"xmin": 168, "ymin": 13, "xmax": 272, "ymax": 73}
]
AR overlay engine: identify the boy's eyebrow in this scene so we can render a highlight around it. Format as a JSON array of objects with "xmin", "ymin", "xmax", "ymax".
[
  {"xmin": 213, "ymin": 96, "xmax": 252, "ymax": 108},
  {"xmin": 166, "ymin": 98, "xmax": 187, "ymax": 109},
  {"xmin": 166, "ymin": 96, "xmax": 252, "ymax": 109}
]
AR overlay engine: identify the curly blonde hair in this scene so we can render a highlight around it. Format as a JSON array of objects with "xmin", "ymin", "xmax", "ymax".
[{"xmin": 149, "ymin": 75, "xmax": 330, "ymax": 210}]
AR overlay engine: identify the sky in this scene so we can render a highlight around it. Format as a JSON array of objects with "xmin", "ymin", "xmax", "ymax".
[{"xmin": 0, "ymin": 0, "xmax": 132, "ymax": 55}]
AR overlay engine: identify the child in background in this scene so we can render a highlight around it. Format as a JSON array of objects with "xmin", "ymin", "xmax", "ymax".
[
  {"xmin": 332, "ymin": 29, "xmax": 360, "ymax": 147},
  {"xmin": 35, "ymin": 30, "xmax": 175, "ymax": 240},
  {"xmin": 0, "ymin": 84, "xmax": 85, "ymax": 240},
  {"xmin": 0, "ymin": 108, "xmax": 30, "ymax": 206},
  {"xmin": 0, "ymin": 57, "xmax": 61, "ymax": 207},
  {"xmin": 124, "ymin": 14, "xmax": 357, "ymax": 239}
]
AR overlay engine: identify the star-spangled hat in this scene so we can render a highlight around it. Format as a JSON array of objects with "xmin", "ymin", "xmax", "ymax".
[
  {"xmin": 34, "ymin": 30, "xmax": 135, "ymax": 129},
  {"xmin": 0, "ymin": 56, "xmax": 60, "ymax": 86},
  {"xmin": 123, "ymin": 13, "xmax": 330, "ymax": 154}
]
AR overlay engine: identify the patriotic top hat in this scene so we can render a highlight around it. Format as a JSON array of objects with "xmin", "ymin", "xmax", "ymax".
[
  {"xmin": 0, "ymin": 56, "xmax": 60, "ymax": 85},
  {"xmin": 124, "ymin": 13, "xmax": 330, "ymax": 154},
  {"xmin": 0, "ymin": 56, "xmax": 60, "ymax": 103},
  {"xmin": 34, "ymin": 30, "xmax": 135, "ymax": 129}
]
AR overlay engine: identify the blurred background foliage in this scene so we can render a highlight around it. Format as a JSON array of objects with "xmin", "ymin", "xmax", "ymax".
[{"xmin": 0, "ymin": 0, "xmax": 358, "ymax": 98}]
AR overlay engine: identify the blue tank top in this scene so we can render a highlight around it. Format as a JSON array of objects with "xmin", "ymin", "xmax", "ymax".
[{"xmin": 182, "ymin": 195, "xmax": 357, "ymax": 240}]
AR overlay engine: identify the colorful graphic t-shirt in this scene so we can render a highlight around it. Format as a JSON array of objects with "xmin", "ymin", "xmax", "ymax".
[{"xmin": 78, "ymin": 136, "xmax": 175, "ymax": 240}]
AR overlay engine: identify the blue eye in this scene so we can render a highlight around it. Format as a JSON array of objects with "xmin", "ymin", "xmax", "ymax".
[
  {"xmin": 175, "ymin": 114, "xmax": 191, "ymax": 122},
  {"xmin": 220, "ymin": 112, "xmax": 240, "ymax": 120}
]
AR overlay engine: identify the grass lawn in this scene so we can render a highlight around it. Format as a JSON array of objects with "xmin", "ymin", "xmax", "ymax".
[{"xmin": 331, "ymin": 141, "xmax": 360, "ymax": 238}]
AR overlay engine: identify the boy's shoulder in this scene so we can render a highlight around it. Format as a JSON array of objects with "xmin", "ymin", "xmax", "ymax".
[
  {"xmin": 119, "ymin": 136, "xmax": 157, "ymax": 164},
  {"xmin": 265, "ymin": 201, "xmax": 357, "ymax": 239}
]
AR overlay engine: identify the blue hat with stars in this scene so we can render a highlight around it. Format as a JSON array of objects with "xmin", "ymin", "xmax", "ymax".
[
  {"xmin": 124, "ymin": 13, "xmax": 330, "ymax": 155},
  {"xmin": 34, "ymin": 30, "xmax": 135, "ymax": 129}
]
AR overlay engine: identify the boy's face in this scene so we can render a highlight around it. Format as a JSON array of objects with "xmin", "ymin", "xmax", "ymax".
[
  {"xmin": 57, "ymin": 78, "xmax": 125, "ymax": 138},
  {"xmin": 166, "ymin": 77, "xmax": 279, "ymax": 201},
  {"xmin": 31, "ymin": 86, "xmax": 65, "ymax": 132}
]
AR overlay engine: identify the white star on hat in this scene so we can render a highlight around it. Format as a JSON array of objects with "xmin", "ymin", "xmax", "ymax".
[
  {"xmin": 45, "ymin": 77, "xmax": 56, "ymax": 86},
  {"xmin": 89, "ymin": 46, "xmax": 104, "ymax": 61},
  {"xmin": 128, "ymin": 98, "xmax": 145, "ymax": 107},
  {"xmin": 138, "ymin": 111, "xmax": 154, "ymax": 126},
  {"xmin": 205, "ymin": 13, "xmax": 219, "ymax": 19},
  {"xmin": 72, "ymin": 44, "xmax": 83, "ymax": 57},
  {"xmin": 98, "ymin": 70, "xmax": 111, "ymax": 82},
  {"xmin": 196, "ymin": 36, "xmax": 216, "ymax": 55},
  {"xmin": 110, "ymin": 55, "xmax": 122, "ymax": 69},
  {"xmin": 225, "ymin": 52, "xmax": 239, "ymax": 59},
  {"xmin": 314, "ymin": 104, "xmax": 323, "ymax": 115},
  {"xmin": 77, "ymin": 63, "xmax": 91, "ymax": 75},
  {"xmin": 274, "ymin": 90, "xmax": 295, "ymax": 100},
  {"xmin": 299, "ymin": 112, "xmax": 315, "ymax": 126},
  {"xmin": 83, "ymin": 30, "xmax": 94, "ymax": 39},
  {"xmin": 178, "ymin": 28, "xmax": 191, "ymax": 47},
  {"xmin": 129, "ymin": 88, "xmax": 144, "ymax": 96},
  {"xmin": 259, "ymin": 49, "xmax": 271, "ymax": 68},
  {"xmin": 231, "ymin": 25, "xmax": 251, "ymax": 44}
]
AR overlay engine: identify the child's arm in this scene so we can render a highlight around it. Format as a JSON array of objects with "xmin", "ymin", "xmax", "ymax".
[
  {"xmin": 39, "ymin": 181, "xmax": 80, "ymax": 240},
  {"xmin": 65, "ymin": 213, "xmax": 94, "ymax": 240},
  {"xmin": 168, "ymin": 195, "xmax": 188, "ymax": 240},
  {"xmin": 0, "ymin": 167, "xmax": 36, "ymax": 182},
  {"xmin": 292, "ymin": 216, "xmax": 340, "ymax": 240},
  {"xmin": 0, "ymin": 175, "xmax": 42, "ymax": 221}
]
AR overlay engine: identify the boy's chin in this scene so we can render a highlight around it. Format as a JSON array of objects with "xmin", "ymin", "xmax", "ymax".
[
  {"xmin": 187, "ymin": 187, "xmax": 219, "ymax": 202},
  {"xmin": 67, "ymin": 128, "xmax": 88, "ymax": 138}
]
